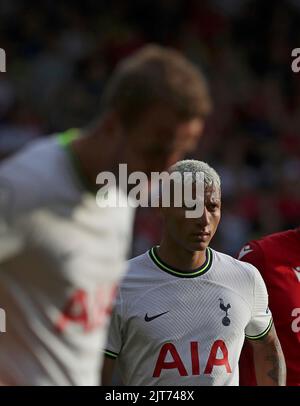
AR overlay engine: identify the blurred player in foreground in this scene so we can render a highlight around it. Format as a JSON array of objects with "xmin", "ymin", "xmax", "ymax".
[
  {"xmin": 102, "ymin": 160, "xmax": 286, "ymax": 386},
  {"xmin": 238, "ymin": 227, "xmax": 300, "ymax": 386},
  {"xmin": 0, "ymin": 45, "xmax": 211, "ymax": 385}
]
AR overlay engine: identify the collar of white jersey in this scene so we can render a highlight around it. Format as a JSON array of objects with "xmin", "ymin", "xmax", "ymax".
[
  {"xmin": 148, "ymin": 246, "xmax": 213, "ymax": 278},
  {"xmin": 57, "ymin": 128, "xmax": 96, "ymax": 194}
]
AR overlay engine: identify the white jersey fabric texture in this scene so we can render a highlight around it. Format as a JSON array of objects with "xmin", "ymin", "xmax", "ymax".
[
  {"xmin": 0, "ymin": 130, "xmax": 135, "ymax": 385},
  {"xmin": 105, "ymin": 246, "xmax": 272, "ymax": 386}
]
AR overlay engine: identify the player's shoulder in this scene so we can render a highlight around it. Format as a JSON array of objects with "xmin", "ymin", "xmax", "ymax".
[
  {"xmin": 122, "ymin": 248, "xmax": 164, "ymax": 288},
  {"xmin": 0, "ymin": 136, "xmax": 56, "ymax": 170},
  {"xmin": 241, "ymin": 228, "xmax": 299, "ymax": 258},
  {"xmin": 212, "ymin": 248, "xmax": 259, "ymax": 280},
  {"xmin": 0, "ymin": 134, "xmax": 80, "ymax": 216},
  {"xmin": 117, "ymin": 250, "xmax": 157, "ymax": 304},
  {"xmin": 257, "ymin": 228, "xmax": 299, "ymax": 246},
  {"xmin": 0, "ymin": 138, "xmax": 51, "ymax": 216},
  {"xmin": 128, "ymin": 250, "xmax": 150, "ymax": 264},
  {"xmin": 125, "ymin": 251, "xmax": 153, "ymax": 278},
  {"xmin": 0, "ymin": 136, "xmax": 58, "ymax": 189}
]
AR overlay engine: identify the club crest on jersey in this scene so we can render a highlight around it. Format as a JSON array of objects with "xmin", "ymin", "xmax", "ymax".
[
  {"xmin": 293, "ymin": 266, "xmax": 300, "ymax": 282},
  {"xmin": 219, "ymin": 299, "xmax": 231, "ymax": 326}
]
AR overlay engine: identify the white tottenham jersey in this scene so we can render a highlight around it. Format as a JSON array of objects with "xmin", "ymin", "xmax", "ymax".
[
  {"xmin": 0, "ymin": 130, "xmax": 135, "ymax": 386},
  {"xmin": 105, "ymin": 247, "xmax": 273, "ymax": 386}
]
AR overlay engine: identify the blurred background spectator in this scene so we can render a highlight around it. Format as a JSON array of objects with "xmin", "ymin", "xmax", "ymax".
[{"xmin": 1, "ymin": 0, "xmax": 299, "ymax": 256}]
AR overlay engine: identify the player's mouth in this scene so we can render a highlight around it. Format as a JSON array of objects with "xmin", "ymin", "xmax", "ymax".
[{"xmin": 192, "ymin": 232, "xmax": 211, "ymax": 241}]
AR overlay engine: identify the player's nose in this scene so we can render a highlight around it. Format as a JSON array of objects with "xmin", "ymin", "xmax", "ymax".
[{"xmin": 196, "ymin": 207, "xmax": 210, "ymax": 227}]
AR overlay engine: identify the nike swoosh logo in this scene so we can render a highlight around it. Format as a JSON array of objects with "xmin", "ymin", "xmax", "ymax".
[{"xmin": 144, "ymin": 311, "xmax": 169, "ymax": 322}]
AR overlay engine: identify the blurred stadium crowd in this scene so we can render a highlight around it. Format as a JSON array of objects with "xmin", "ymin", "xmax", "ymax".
[{"xmin": 0, "ymin": 0, "xmax": 299, "ymax": 256}]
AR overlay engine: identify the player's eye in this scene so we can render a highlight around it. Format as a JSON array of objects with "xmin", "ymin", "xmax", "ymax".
[{"xmin": 207, "ymin": 204, "xmax": 219, "ymax": 212}]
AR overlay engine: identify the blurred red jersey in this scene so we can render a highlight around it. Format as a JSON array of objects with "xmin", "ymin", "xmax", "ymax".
[{"xmin": 238, "ymin": 228, "xmax": 300, "ymax": 386}]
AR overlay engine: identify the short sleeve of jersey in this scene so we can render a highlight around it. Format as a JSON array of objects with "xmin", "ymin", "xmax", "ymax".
[
  {"xmin": 104, "ymin": 290, "xmax": 123, "ymax": 359},
  {"xmin": 245, "ymin": 266, "xmax": 273, "ymax": 340}
]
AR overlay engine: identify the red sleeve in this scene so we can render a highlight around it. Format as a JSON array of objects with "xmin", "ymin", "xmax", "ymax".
[
  {"xmin": 237, "ymin": 241, "xmax": 266, "ymax": 386},
  {"xmin": 237, "ymin": 241, "xmax": 266, "ymax": 277}
]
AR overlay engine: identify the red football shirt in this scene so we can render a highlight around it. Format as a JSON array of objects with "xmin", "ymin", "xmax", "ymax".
[{"xmin": 238, "ymin": 228, "xmax": 300, "ymax": 386}]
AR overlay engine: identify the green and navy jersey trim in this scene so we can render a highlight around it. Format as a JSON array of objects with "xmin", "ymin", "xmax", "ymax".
[
  {"xmin": 104, "ymin": 349, "xmax": 119, "ymax": 359},
  {"xmin": 57, "ymin": 128, "xmax": 96, "ymax": 194},
  {"xmin": 245, "ymin": 318, "xmax": 273, "ymax": 340},
  {"xmin": 57, "ymin": 128, "xmax": 80, "ymax": 147},
  {"xmin": 149, "ymin": 246, "xmax": 213, "ymax": 278}
]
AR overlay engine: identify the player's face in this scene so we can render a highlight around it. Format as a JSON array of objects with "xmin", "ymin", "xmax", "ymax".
[
  {"xmin": 162, "ymin": 185, "xmax": 221, "ymax": 252},
  {"xmin": 124, "ymin": 105, "xmax": 204, "ymax": 175}
]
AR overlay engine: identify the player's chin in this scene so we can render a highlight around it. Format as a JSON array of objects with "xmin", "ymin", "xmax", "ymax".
[{"xmin": 187, "ymin": 240, "xmax": 208, "ymax": 252}]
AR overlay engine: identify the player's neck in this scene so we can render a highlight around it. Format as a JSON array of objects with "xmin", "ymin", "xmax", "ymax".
[
  {"xmin": 157, "ymin": 239, "xmax": 207, "ymax": 272},
  {"xmin": 70, "ymin": 128, "xmax": 123, "ymax": 190}
]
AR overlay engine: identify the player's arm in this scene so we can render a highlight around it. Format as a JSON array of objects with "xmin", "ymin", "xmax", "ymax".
[
  {"xmin": 248, "ymin": 324, "xmax": 286, "ymax": 386},
  {"xmin": 100, "ymin": 289, "xmax": 124, "ymax": 386},
  {"xmin": 237, "ymin": 241, "xmax": 265, "ymax": 386},
  {"xmin": 244, "ymin": 263, "xmax": 286, "ymax": 386},
  {"xmin": 102, "ymin": 355, "xmax": 116, "ymax": 385}
]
